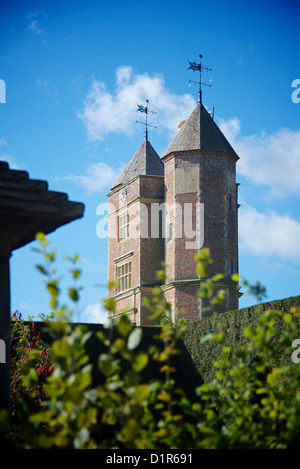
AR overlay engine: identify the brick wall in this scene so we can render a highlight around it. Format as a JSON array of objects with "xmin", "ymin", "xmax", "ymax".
[
  {"xmin": 107, "ymin": 146, "xmax": 239, "ymax": 325},
  {"xmin": 107, "ymin": 175, "xmax": 164, "ymax": 325},
  {"xmin": 162, "ymin": 149, "xmax": 239, "ymax": 320}
]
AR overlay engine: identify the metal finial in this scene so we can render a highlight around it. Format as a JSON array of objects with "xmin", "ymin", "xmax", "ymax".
[
  {"xmin": 136, "ymin": 99, "xmax": 157, "ymax": 141},
  {"xmin": 188, "ymin": 54, "xmax": 212, "ymax": 104}
]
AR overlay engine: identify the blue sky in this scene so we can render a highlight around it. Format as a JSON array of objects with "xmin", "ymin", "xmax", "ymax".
[{"xmin": 1, "ymin": 0, "xmax": 300, "ymax": 323}]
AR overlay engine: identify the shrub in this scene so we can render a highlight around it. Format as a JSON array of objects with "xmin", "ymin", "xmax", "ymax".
[
  {"xmin": 184, "ymin": 295, "xmax": 300, "ymax": 384},
  {"xmin": 9, "ymin": 311, "xmax": 54, "ymax": 447},
  {"xmin": 3, "ymin": 236, "xmax": 300, "ymax": 449}
]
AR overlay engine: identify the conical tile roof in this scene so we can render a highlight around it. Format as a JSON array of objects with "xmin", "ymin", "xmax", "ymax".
[
  {"xmin": 111, "ymin": 139, "xmax": 164, "ymax": 190},
  {"xmin": 162, "ymin": 104, "xmax": 238, "ymax": 159}
]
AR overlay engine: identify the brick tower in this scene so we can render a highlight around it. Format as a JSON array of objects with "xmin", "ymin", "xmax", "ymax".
[
  {"xmin": 161, "ymin": 102, "xmax": 239, "ymax": 320},
  {"xmin": 106, "ymin": 63, "xmax": 239, "ymax": 324},
  {"xmin": 107, "ymin": 137, "xmax": 164, "ymax": 325}
]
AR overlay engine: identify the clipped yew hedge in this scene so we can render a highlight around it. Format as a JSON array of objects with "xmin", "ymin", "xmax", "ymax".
[{"xmin": 183, "ymin": 295, "xmax": 300, "ymax": 383}]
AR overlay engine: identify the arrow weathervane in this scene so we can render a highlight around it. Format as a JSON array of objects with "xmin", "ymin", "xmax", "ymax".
[
  {"xmin": 188, "ymin": 54, "xmax": 212, "ymax": 104},
  {"xmin": 136, "ymin": 99, "xmax": 157, "ymax": 141}
]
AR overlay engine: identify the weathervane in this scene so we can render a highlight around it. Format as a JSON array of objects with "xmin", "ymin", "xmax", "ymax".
[
  {"xmin": 188, "ymin": 54, "xmax": 212, "ymax": 104},
  {"xmin": 136, "ymin": 99, "xmax": 157, "ymax": 141}
]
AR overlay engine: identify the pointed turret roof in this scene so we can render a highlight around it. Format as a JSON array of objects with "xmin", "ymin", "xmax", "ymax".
[
  {"xmin": 111, "ymin": 139, "xmax": 164, "ymax": 190},
  {"xmin": 162, "ymin": 104, "xmax": 238, "ymax": 159}
]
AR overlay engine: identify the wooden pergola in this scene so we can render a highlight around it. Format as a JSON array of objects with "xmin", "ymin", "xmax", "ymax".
[{"xmin": 0, "ymin": 162, "xmax": 84, "ymax": 410}]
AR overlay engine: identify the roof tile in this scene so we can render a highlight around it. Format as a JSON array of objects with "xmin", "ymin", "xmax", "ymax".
[
  {"xmin": 162, "ymin": 104, "xmax": 238, "ymax": 158},
  {"xmin": 111, "ymin": 139, "xmax": 164, "ymax": 190}
]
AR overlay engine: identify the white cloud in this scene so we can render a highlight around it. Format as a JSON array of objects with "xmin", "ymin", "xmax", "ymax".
[
  {"xmin": 18, "ymin": 300, "xmax": 36, "ymax": 313},
  {"xmin": 64, "ymin": 161, "xmax": 125, "ymax": 194},
  {"xmin": 81, "ymin": 257, "xmax": 107, "ymax": 274},
  {"xmin": 83, "ymin": 302, "xmax": 108, "ymax": 324},
  {"xmin": 0, "ymin": 152, "xmax": 22, "ymax": 169},
  {"xmin": 26, "ymin": 10, "xmax": 46, "ymax": 35},
  {"xmin": 35, "ymin": 79, "xmax": 58, "ymax": 105},
  {"xmin": 0, "ymin": 139, "xmax": 26, "ymax": 169},
  {"xmin": 219, "ymin": 117, "xmax": 300, "ymax": 198},
  {"xmin": 78, "ymin": 66, "xmax": 196, "ymax": 141},
  {"xmin": 239, "ymin": 204, "xmax": 300, "ymax": 262},
  {"xmin": 27, "ymin": 20, "xmax": 42, "ymax": 35}
]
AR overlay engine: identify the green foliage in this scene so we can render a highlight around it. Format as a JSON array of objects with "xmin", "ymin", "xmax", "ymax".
[
  {"xmin": 194, "ymin": 307, "xmax": 300, "ymax": 448},
  {"xmin": 184, "ymin": 295, "xmax": 300, "ymax": 384},
  {"xmin": 12, "ymin": 235, "xmax": 202, "ymax": 449},
  {"xmin": 4, "ymin": 241, "xmax": 300, "ymax": 449}
]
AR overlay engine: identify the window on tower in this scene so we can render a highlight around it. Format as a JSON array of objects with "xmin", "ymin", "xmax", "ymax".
[
  {"xmin": 119, "ymin": 211, "xmax": 130, "ymax": 241},
  {"xmin": 117, "ymin": 261, "xmax": 132, "ymax": 292}
]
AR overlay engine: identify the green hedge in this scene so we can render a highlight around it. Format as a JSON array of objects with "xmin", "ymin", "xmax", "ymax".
[{"xmin": 183, "ymin": 295, "xmax": 300, "ymax": 383}]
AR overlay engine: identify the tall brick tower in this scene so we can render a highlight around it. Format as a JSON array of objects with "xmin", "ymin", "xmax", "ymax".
[
  {"xmin": 107, "ymin": 136, "xmax": 164, "ymax": 325},
  {"xmin": 106, "ymin": 61, "xmax": 239, "ymax": 324},
  {"xmin": 161, "ymin": 102, "xmax": 239, "ymax": 320}
]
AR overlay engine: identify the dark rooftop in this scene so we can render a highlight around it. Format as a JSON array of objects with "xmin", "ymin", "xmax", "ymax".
[
  {"xmin": 0, "ymin": 162, "xmax": 84, "ymax": 251},
  {"xmin": 111, "ymin": 139, "xmax": 164, "ymax": 190},
  {"xmin": 162, "ymin": 104, "xmax": 239, "ymax": 159}
]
